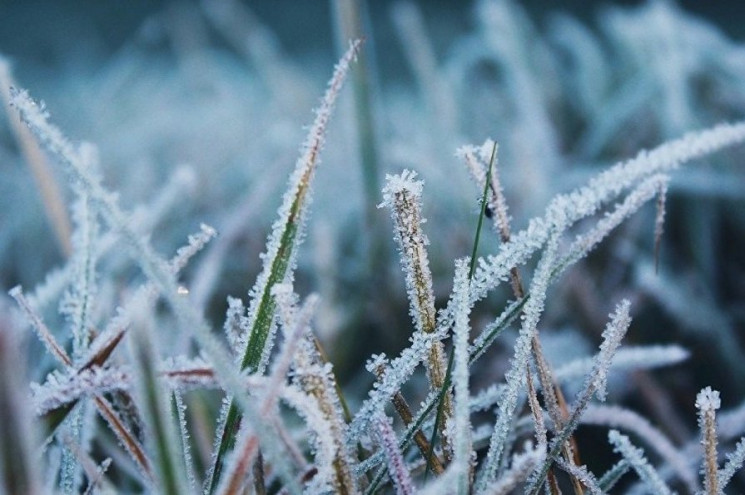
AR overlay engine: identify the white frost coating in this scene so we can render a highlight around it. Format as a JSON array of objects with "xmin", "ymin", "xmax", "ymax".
[
  {"xmin": 9, "ymin": 285, "xmax": 72, "ymax": 367},
  {"xmin": 535, "ymin": 299, "xmax": 631, "ymax": 490},
  {"xmin": 28, "ymin": 165, "xmax": 197, "ymax": 315},
  {"xmin": 346, "ymin": 326, "xmax": 443, "ymax": 446},
  {"xmin": 60, "ymin": 407, "xmax": 84, "ymax": 493},
  {"xmin": 696, "ymin": 386, "xmax": 721, "ymax": 495},
  {"xmin": 582, "ymin": 405, "xmax": 698, "ymax": 493},
  {"xmin": 592, "ymin": 299, "xmax": 631, "ymax": 401},
  {"xmin": 60, "ymin": 193, "xmax": 98, "ymax": 358},
  {"xmin": 476, "ymin": 228, "xmax": 562, "ymax": 491},
  {"xmin": 436, "ymin": 122, "xmax": 745, "ymax": 338},
  {"xmin": 280, "ymin": 385, "xmax": 337, "ymax": 494},
  {"xmin": 469, "ymin": 297, "xmax": 524, "ymax": 362},
  {"xmin": 719, "ymin": 437, "xmax": 745, "ymax": 490},
  {"xmin": 597, "ymin": 459, "xmax": 630, "ymax": 492},
  {"xmin": 457, "ymin": 141, "xmax": 491, "ymax": 187},
  {"xmin": 223, "ymin": 296, "xmax": 248, "ymax": 354},
  {"xmin": 417, "ymin": 469, "xmax": 459, "ymax": 495},
  {"xmin": 173, "ymin": 392, "xmax": 197, "ymax": 492},
  {"xmin": 480, "ymin": 443, "xmax": 545, "ymax": 495},
  {"xmin": 80, "ymin": 222, "xmax": 218, "ymax": 369},
  {"xmin": 456, "ymin": 139, "xmax": 499, "ymax": 186},
  {"xmin": 451, "ymin": 258, "xmax": 473, "ymax": 494},
  {"xmin": 170, "ymin": 223, "xmax": 217, "ymax": 274},
  {"xmin": 365, "ymin": 353, "xmax": 389, "ymax": 374},
  {"xmin": 555, "ymin": 458, "xmax": 603, "ymax": 495},
  {"xmin": 521, "ymin": 304, "xmax": 631, "ymax": 494},
  {"xmin": 242, "ymin": 39, "xmax": 361, "ymax": 376},
  {"xmin": 215, "ymin": 383, "xmax": 335, "ymax": 495},
  {"xmin": 379, "ymin": 169, "xmax": 425, "ymax": 208},
  {"xmin": 11, "ymin": 84, "xmax": 305, "ymax": 492},
  {"xmin": 25, "ymin": 265, "xmax": 71, "ymax": 314},
  {"xmin": 33, "ymin": 357, "xmax": 262, "ymax": 418},
  {"xmin": 557, "ymin": 299, "xmax": 631, "ymax": 430},
  {"xmin": 608, "ymin": 430, "xmax": 674, "ymax": 495},
  {"xmin": 562, "ymin": 174, "xmax": 669, "ymax": 270},
  {"xmin": 654, "ymin": 181, "xmax": 668, "ymax": 259},
  {"xmin": 374, "ymin": 413, "xmax": 414, "ymax": 495},
  {"xmin": 205, "ymin": 396, "xmax": 233, "ymax": 488},
  {"xmin": 379, "ymin": 169, "xmax": 452, "ymax": 451},
  {"xmin": 31, "ymin": 367, "xmax": 130, "ymax": 416},
  {"xmin": 295, "ymin": 361, "xmax": 358, "ymax": 493},
  {"xmin": 379, "ymin": 169, "xmax": 436, "ymax": 336},
  {"xmin": 696, "ymin": 386, "xmax": 721, "ymax": 412},
  {"xmin": 459, "ymin": 140, "xmax": 512, "ymax": 240},
  {"xmin": 553, "ymin": 345, "xmax": 689, "ymax": 384},
  {"xmin": 218, "ymin": 290, "xmax": 328, "ymax": 495},
  {"xmin": 268, "ymin": 286, "xmax": 319, "ymax": 412},
  {"xmin": 292, "ymin": 333, "xmax": 358, "ymax": 494},
  {"xmin": 127, "ymin": 292, "xmax": 189, "ymax": 495}
]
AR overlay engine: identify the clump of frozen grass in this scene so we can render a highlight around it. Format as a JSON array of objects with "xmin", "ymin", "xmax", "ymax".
[
  {"xmin": 204, "ymin": 38, "xmax": 362, "ymax": 493},
  {"xmin": 8, "ymin": 92, "xmax": 745, "ymax": 491},
  {"xmin": 2, "ymin": 1, "xmax": 745, "ymax": 494}
]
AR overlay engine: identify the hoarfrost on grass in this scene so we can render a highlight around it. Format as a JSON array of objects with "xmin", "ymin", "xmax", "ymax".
[{"xmin": 3, "ymin": 2, "xmax": 745, "ymax": 493}]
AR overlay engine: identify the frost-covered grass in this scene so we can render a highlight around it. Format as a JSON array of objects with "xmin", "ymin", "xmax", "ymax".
[{"xmin": 2, "ymin": 1, "xmax": 745, "ymax": 493}]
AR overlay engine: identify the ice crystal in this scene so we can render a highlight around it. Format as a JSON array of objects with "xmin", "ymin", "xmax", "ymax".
[
  {"xmin": 32, "ymin": 367, "xmax": 130, "ymax": 416},
  {"xmin": 696, "ymin": 386, "xmax": 722, "ymax": 412}
]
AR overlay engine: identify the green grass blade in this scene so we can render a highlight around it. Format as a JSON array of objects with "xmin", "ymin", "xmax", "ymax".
[
  {"xmin": 206, "ymin": 40, "xmax": 361, "ymax": 493},
  {"xmin": 129, "ymin": 304, "xmax": 187, "ymax": 495},
  {"xmin": 469, "ymin": 141, "xmax": 497, "ymax": 279}
]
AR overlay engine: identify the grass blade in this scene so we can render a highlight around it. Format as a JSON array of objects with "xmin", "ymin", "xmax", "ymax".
[
  {"xmin": 206, "ymin": 40, "xmax": 361, "ymax": 492},
  {"xmin": 128, "ymin": 296, "xmax": 188, "ymax": 495}
]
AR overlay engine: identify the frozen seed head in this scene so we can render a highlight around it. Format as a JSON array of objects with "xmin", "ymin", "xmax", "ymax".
[{"xmin": 696, "ymin": 386, "xmax": 721, "ymax": 412}]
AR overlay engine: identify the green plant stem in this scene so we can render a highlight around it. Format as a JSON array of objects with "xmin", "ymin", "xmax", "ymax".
[{"xmin": 132, "ymin": 329, "xmax": 184, "ymax": 494}]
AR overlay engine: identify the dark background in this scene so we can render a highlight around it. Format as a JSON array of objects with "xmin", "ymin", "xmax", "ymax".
[{"xmin": 2, "ymin": 1, "xmax": 744, "ymax": 79}]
